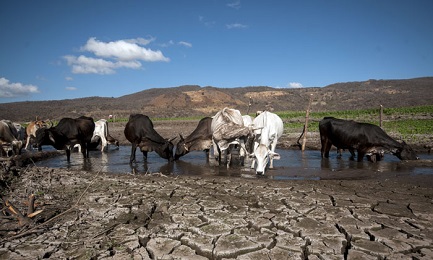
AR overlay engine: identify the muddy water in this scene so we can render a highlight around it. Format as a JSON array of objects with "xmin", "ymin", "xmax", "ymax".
[{"xmin": 35, "ymin": 146, "xmax": 433, "ymax": 181}]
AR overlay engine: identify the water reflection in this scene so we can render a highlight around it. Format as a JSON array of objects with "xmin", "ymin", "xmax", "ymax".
[{"xmin": 35, "ymin": 146, "xmax": 433, "ymax": 181}]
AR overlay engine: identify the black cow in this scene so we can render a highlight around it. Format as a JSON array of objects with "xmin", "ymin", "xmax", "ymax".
[
  {"xmin": 319, "ymin": 117, "xmax": 418, "ymax": 162},
  {"xmin": 124, "ymin": 114, "xmax": 175, "ymax": 163},
  {"xmin": 35, "ymin": 116, "xmax": 95, "ymax": 161},
  {"xmin": 175, "ymin": 117, "xmax": 213, "ymax": 160}
]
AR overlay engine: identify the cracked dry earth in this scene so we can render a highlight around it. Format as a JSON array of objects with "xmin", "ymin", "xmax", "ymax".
[{"xmin": 1, "ymin": 167, "xmax": 433, "ymax": 260}]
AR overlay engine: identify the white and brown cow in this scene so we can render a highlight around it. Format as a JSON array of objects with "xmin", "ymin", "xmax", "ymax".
[{"xmin": 25, "ymin": 118, "xmax": 50, "ymax": 150}]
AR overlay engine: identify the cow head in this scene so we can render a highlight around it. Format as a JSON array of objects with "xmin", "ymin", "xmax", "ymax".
[
  {"xmin": 35, "ymin": 128, "xmax": 55, "ymax": 147},
  {"xmin": 250, "ymin": 144, "xmax": 280, "ymax": 175},
  {"xmin": 394, "ymin": 141, "xmax": 419, "ymax": 160},
  {"xmin": 174, "ymin": 134, "xmax": 188, "ymax": 160},
  {"xmin": 158, "ymin": 137, "xmax": 176, "ymax": 161},
  {"xmin": 35, "ymin": 127, "xmax": 68, "ymax": 150}
]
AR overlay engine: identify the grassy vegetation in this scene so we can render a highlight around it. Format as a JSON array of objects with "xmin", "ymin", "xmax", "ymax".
[{"xmin": 108, "ymin": 105, "xmax": 432, "ymax": 142}]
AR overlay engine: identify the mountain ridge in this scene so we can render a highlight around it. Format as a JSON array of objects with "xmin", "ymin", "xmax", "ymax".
[{"xmin": 1, "ymin": 77, "xmax": 432, "ymax": 122}]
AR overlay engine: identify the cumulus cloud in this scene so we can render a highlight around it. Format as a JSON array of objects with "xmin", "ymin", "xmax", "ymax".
[
  {"xmin": 287, "ymin": 82, "xmax": 304, "ymax": 88},
  {"xmin": 81, "ymin": 37, "xmax": 169, "ymax": 62},
  {"xmin": 65, "ymin": 86, "xmax": 77, "ymax": 91},
  {"xmin": 0, "ymin": 77, "xmax": 39, "ymax": 98},
  {"xmin": 226, "ymin": 23, "xmax": 248, "ymax": 29},
  {"xmin": 64, "ymin": 37, "xmax": 169, "ymax": 75}
]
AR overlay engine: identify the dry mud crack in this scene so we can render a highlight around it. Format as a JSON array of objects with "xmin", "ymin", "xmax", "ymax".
[{"xmin": 1, "ymin": 167, "xmax": 433, "ymax": 259}]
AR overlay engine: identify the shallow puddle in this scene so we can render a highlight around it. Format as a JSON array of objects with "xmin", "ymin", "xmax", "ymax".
[{"xmin": 34, "ymin": 146, "xmax": 433, "ymax": 181}]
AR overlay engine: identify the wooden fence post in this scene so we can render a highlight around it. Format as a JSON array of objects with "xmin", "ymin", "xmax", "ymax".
[
  {"xmin": 379, "ymin": 105, "xmax": 383, "ymax": 128},
  {"xmin": 302, "ymin": 94, "xmax": 313, "ymax": 151}
]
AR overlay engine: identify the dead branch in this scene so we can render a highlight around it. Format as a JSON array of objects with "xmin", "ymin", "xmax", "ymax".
[
  {"xmin": 4, "ymin": 199, "xmax": 32, "ymax": 227},
  {"xmin": 27, "ymin": 194, "xmax": 35, "ymax": 216}
]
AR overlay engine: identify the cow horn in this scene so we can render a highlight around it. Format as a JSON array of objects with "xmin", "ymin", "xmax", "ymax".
[
  {"xmin": 168, "ymin": 136, "xmax": 177, "ymax": 142},
  {"xmin": 179, "ymin": 134, "xmax": 184, "ymax": 141}
]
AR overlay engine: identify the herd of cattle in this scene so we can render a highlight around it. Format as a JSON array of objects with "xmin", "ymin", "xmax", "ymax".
[{"xmin": 0, "ymin": 107, "xmax": 419, "ymax": 175}]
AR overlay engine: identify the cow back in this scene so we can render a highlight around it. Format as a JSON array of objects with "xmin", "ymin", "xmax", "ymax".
[
  {"xmin": 211, "ymin": 107, "xmax": 244, "ymax": 132},
  {"xmin": 252, "ymin": 112, "xmax": 284, "ymax": 143},
  {"xmin": 124, "ymin": 114, "xmax": 166, "ymax": 144},
  {"xmin": 185, "ymin": 117, "xmax": 213, "ymax": 143}
]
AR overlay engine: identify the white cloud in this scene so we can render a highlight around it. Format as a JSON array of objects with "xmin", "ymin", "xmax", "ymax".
[
  {"xmin": 64, "ymin": 37, "xmax": 170, "ymax": 75},
  {"xmin": 0, "ymin": 77, "xmax": 39, "ymax": 98},
  {"xmin": 179, "ymin": 41, "xmax": 192, "ymax": 47},
  {"xmin": 65, "ymin": 86, "xmax": 77, "ymax": 91},
  {"xmin": 65, "ymin": 76, "xmax": 73, "ymax": 81},
  {"xmin": 81, "ymin": 37, "xmax": 169, "ymax": 62},
  {"xmin": 287, "ymin": 82, "xmax": 304, "ymax": 88},
  {"xmin": 226, "ymin": 23, "xmax": 248, "ymax": 29},
  {"xmin": 227, "ymin": 0, "xmax": 241, "ymax": 9},
  {"xmin": 64, "ymin": 55, "xmax": 141, "ymax": 75}
]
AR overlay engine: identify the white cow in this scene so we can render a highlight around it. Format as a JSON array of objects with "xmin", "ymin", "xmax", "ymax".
[
  {"xmin": 211, "ymin": 108, "xmax": 252, "ymax": 167},
  {"xmin": 75, "ymin": 119, "xmax": 119, "ymax": 152},
  {"xmin": 93, "ymin": 119, "xmax": 119, "ymax": 151},
  {"xmin": 250, "ymin": 111, "xmax": 284, "ymax": 175}
]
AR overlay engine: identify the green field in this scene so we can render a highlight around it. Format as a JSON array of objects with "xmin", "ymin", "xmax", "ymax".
[{"xmin": 110, "ymin": 105, "xmax": 433, "ymax": 141}]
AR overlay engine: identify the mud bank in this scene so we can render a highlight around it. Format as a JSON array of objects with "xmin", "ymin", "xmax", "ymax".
[{"xmin": 1, "ymin": 166, "xmax": 433, "ymax": 259}]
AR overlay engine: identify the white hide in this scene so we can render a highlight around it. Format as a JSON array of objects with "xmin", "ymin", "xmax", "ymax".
[
  {"xmin": 211, "ymin": 108, "xmax": 250, "ymax": 167},
  {"xmin": 250, "ymin": 111, "xmax": 283, "ymax": 175}
]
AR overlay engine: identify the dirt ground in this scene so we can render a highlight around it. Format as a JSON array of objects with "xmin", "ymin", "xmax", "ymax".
[{"xmin": 1, "ymin": 120, "xmax": 433, "ymax": 259}]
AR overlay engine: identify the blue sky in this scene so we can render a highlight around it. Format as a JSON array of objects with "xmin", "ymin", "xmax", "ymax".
[{"xmin": 1, "ymin": 0, "xmax": 432, "ymax": 103}]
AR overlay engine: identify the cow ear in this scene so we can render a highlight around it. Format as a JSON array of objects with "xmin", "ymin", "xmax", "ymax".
[
  {"xmin": 270, "ymin": 152, "xmax": 281, "ymax": 160},
  {"xmin": 249, "ymin": 153, "xmax": 255, "ymax": 158}
]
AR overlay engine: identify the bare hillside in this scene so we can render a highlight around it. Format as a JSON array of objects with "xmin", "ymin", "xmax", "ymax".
[{"xmin": 0, "ymin": 77, "xmax": 432, "ymax": 122}]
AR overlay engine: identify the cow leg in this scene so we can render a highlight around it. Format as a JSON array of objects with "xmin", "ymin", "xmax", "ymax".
[
  {"xmin": 25, "ymin": 136, "xmax": 31, "ymax": 150},
  {"xmin": 269, "ymin": 139, "xmax": 278, "ymax": 169},
  {"xmin": 84, "ymin": 142, "xmax": 91, "ymax": 158},
  {"xmin": 357, "ymin": 150, "xmax": 366, "ymax": 162},
  {"xmin": 239, "ymin": 140, "xmax": 247, "ymax": 166},
  {"xmin": 142, "ymin": 151, "xmax": 148, "ymax": 162},
  {"xmin": 130, "ymin": 143, "xmax": 137, "ymax": 163},
  {"xmin": 66, "ymin": 149, "xmax": 71, "ymax": 162},
  {"xmin": 321, "ymin": 139, "xmax": 332, "ymax": 158},
  {"xmin": 349, "ymin": 148, "xmax": 355, "ymax": 161},
  {"xmin": 226, "ymin": 149, "xmax": 231, "ymax": 168},
  {"xmin": 100, "ymin": 135, "xmax": 107, "ymax": 152},
  {"xmin": 212, "ymin": 139, "xmax": 220, "ymax": 162},
  {"xmin": 250, "ymin": 142, "xmax": 259, "ymax": 169}
]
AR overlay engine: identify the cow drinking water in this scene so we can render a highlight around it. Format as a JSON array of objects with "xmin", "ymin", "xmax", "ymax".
[
  {"xmin": 124, "ymin": 114, "xmax": 175, "ymax": 163},
  {"xmin": 249, "ymin": 111, "xmax": 283, "ymax": 175},
  {"xmin": 319, "ymin": 117, "xmax": 418, "ymax": 162},
  {"xmin": 175, "ymin": 117, "xmax": 213, "ymax": 160}
]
